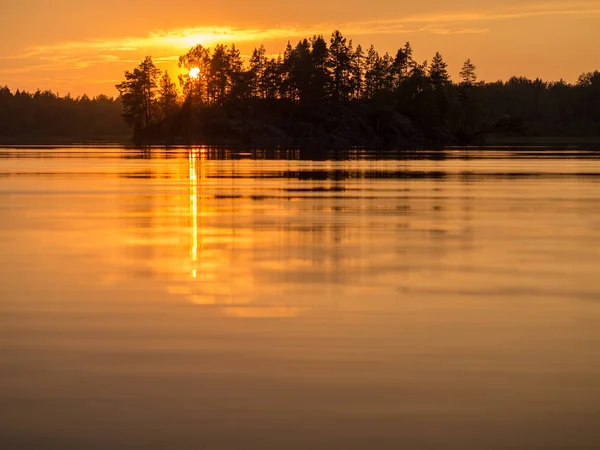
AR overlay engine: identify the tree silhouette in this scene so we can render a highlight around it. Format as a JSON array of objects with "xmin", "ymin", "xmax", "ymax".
[
  {"xmin": 429, "ymin": 52, "xmax": 450, "ymax": 85},
  {"xmin": 264, "ymin": 56, "xmax": 283, "ymax": 99},
  {"xmin": 350, "ymin": 44, "xmax": 365, "ymax": 100},
  {"xmin": 0, "ymin": 86, "xmax": 128, "ymax": 142},
  {"xmin": 310, "ymin": 35, "xmax": 331, "ymax": 102},
  {"xmin": 459, "ymin": 59, "xmax": 478, "ymax": 85},
  {"xmin": 457, "ymin": 59, "xmax": 480, "ymax": 142},
  {"xmin": 178, "ymin": 45, "xmax": 210, "ymax": 105},
  {"xmin": 364, "ymin": 45, "xmax": 379, "ymax": 99},
  {"xmin": 328, "ymin": 30, "xmax": 352, "ymax": 101},
  {"xmin": 115, "ymin": 56, "xmax": 161, "ymax": 135},
  {"xmin": 102, "ymin": 31, "xmax": 600, "ymax": 146},
  {"xmin": 290, "ymin": 39, "xmax": 313, "ymax": 103},
  {"xmin": 249, "ymin": 45, "xmax": 267, "ymax": 98},
  {"xmin": 577, "ymin": 70, "xmax": 600, "ymax": 120},
  {"xmin": 227, "ymin": 44, "xmax": 244, "ymax": 100},
  {"xmin": 281, "ymin": 41, "xmax": 295, "ymax": 100},
  {"xmin": 208, "ymin": 44, "xmax": 229, "ymax": 105},
  {"xmin": 158, "ymin": 71, "xmax": 178, "ymax": 120}
]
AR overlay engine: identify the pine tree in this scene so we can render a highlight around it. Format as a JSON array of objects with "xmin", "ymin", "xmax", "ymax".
[
  {"xmin": 249, "ymin": 45, "xmax": 267, "ymax": 98},
  {"xmin": 457, "ymin": 59, "xmax": 479, "ymax": 141},
  {"xmin": 310, "ymin": 35, "xmax": 331, "ymax": 101},
  {"xmin": 158, "ymin": 71, "xmax": 178, "ymax": 120},
  {"xmin": 208, "ymin": 44, "xmax": 229, "ymax": 105},
  {"xmin": 291, "ymin": 39, "xmax": 313, "ymax": 102},
  {"xmin": 264, "ymin": 56, "xmax": 283, "ymax": 99},
  {"xmin": 178, "ymin": 44, "xmax": 210, "ymax": 105},
  {"xmin": 328, "ymin": 30, "xmax": 352, "ymax": 101},
  {"xmin": 459, "ymin": 59, "xmax": 477, "ymax": 85},
  {"xmin": 381, "ymin": 52, "xmax": 394, "ymax": 91},
  {"xmin": 227, "ymin": 44, "xmax": 244, "ymax": 100},
  {"xmin": 281, "ymin": 41, "xmax": 295, "ymax": 100},
  {"xmin": 429, "ymin": 52, "xmax": 450, "ymax": 85},
  {"xmin": 403, "ymin": 42, "xmax": 415, "ymax": 77},
  {"xmin": 350, "ymin": 44, "xmax": 364, "ymax": 100},
  {"xmin": 364, "ymin": 45, "xmax": 379, "ymax": 99},
  {"xmin": 115, "ymin": 56, "xmax": 161, "ymax": 135}
]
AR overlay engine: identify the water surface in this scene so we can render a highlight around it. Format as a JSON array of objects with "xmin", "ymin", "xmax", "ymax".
[{"xmin": 1, "ymin": 147, "xmax": 600, "ymax": 449}]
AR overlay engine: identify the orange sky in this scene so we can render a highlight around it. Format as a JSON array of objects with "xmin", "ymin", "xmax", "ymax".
[{"xmin": 1, "ymin": 0, "xmax": 599, "ymax": 96}]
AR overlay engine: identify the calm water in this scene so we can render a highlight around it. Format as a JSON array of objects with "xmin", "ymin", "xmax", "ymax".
[{"xmin": 1, "ymin": 147, "xmax": 600, "ymax": 449}]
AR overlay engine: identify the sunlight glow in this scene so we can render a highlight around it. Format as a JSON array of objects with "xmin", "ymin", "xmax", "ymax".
[
  {"xmin": 189, "ymin": 67, "xmax": 200, "ymax": 79},
  {"xmin": 224, "ymin": 307, "xmax": 305, "ymax": 318},
  {"xmin": 189, "ymin": 149, "xmax": 198, "ymax": 278}
]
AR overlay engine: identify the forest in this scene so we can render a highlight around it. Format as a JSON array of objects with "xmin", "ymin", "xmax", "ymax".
[
  {"xmin": 1, "ymin": 30, "xmax": 599, "ymax": 147},
  {"xmin": 0, "ymin": 88, "xmax": 129, "ymax": 143}
]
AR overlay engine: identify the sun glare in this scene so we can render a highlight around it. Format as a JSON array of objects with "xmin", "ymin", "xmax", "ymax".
[{"xmin": 189, "ymin": 67, "xmax": 200, "ymax": 79}]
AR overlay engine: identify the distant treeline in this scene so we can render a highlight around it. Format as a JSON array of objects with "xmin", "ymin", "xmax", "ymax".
[
  {"xmin": 0, "ymin": 88, "xmax": 129, "ymax": 143},
  {"xmin": 2, "ymin": 30, "xmax": 599, "ymax": 147}
]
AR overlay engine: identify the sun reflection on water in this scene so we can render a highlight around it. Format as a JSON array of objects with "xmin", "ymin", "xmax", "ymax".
[
  {"xmin": 189, "ymin": 147, "xmax": 209, "ymax": 279},
  {"xmin": 189, "ymin": 148, "xmax": 198, "ymax": 278}
]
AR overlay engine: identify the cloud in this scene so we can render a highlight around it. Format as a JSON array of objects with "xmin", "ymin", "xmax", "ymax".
[
  {"xmin": 21, "ymin": 1, "xmax": 600, "ymax": 53},
  {"xmin": 376, "ymin": 0, "xmax": 600, "ymax": 24},
  {"xmin": 423, "ymin": 26, "xmax": 490, "ymax": 35},
  {"xmin": 2, "ymin": 0, "xmax": 599, "ymax": 78},
  {"xmin": 0, "ymin": 54, "xmax": 139, "ymax": 75},
  {"xmin": 2, "ymin": 22, "xmax": 487, "ymax": 74}
]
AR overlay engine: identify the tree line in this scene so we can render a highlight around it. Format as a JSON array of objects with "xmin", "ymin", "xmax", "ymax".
[
  {"xmin": 0, "ymin": 87, "xmax": 129, "ymax": 143},
  {"xmin": 1, "ymin": 30, "xmax": 598, "ymax": 146},
  {"xmin": 115, "ymin": 31, "xmax": 600, "ymax": 146}
]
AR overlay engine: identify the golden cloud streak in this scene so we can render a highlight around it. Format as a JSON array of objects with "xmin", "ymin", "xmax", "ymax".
[
  {"xmin": 1, "ymin": 1, "xmax": 598, "ymax": 77},
  {"xmin": 22, "ymin": 1, "xmax": 600, "ymax": 56}
]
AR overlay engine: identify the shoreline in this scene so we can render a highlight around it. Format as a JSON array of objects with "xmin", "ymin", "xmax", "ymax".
[{"xmin": 2, "ymin": 137, "xmax": 600, "ymax": 150}]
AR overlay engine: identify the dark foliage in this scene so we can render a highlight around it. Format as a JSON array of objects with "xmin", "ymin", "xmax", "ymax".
[
  {"xmin": 2, "ymin": 30, "xmax": 599, "ymax": 146},
  {"xmin": 0, "ymin": 87, "xmax": 129, "ymax": 143},
  {"xmin": 115, "ymin": 32, "xmax": 599, "ymax": 146}
]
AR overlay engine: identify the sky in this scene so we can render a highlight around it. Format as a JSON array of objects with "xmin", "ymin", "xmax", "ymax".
[{"xmin": 1, "ymin": 0, "xmax": 599, "ymax": 96}]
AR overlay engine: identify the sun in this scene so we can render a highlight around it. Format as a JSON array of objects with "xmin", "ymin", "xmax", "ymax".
[{"xmin": 189, "ymin": 67, "xmax": 200, "ymax": 79}]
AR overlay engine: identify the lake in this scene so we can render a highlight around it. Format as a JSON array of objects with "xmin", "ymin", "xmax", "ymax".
[{"xmin": 1, "ymin": 146, "xmax": 600, "ymax": 449}]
